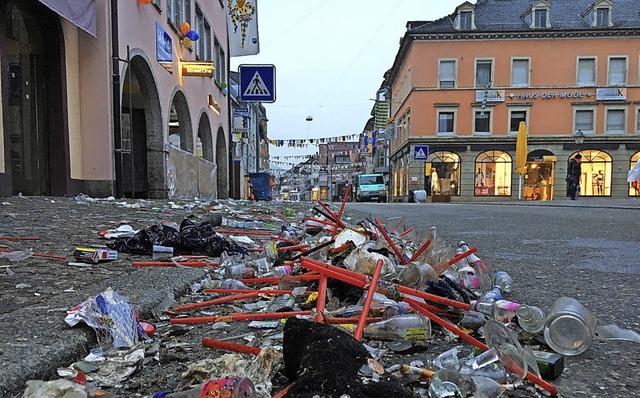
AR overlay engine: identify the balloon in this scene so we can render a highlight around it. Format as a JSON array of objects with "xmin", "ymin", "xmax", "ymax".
[
  {"xmin": 186, "ymin": 30, "xmax": 200, "ymax": 41},
  {"xmin": 220, "ymin": 82, "xmax": 228, "ymax": 89},
  {"xmin": 222, "ymin": 87, "xmax": 229, "ymax": 95},
  {"xmin": 179, "ymin": 22, "xmax": 190, "ymax": 36},
  {"xmin": 138, "ymin": 0, "xmax": 151, "ymax": 4},
  {"xmin": 183, "ymin": 37, "xmax": 192, "ymax": 48}
]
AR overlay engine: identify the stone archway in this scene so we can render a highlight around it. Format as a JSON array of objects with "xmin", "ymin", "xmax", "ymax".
[
  {"xmin": 197, "ymin": 111, "xmax": 213, "ymax": 162},
  {"xmin": 119, "ymin": 50, "xmax": 164, "ymax": 198},
  {"xmin": 168, "ymin": 89, "xmax": 194, "ymax": 153},
  {"xmin": 216, "ymin": 127, "xmax": 229, "ymax": 198}
]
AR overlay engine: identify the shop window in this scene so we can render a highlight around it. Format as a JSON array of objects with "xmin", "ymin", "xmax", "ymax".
[
  {"xmin": 427, "ymin": 151, "xmax": 461, "ymax": 196},
  {"xmin": 608, "ymin": 57, "xmax": 626, "ymax": 86},
  {"xmin": 605, "ymin": 108, "xmax": 626, "ymax": 134},
  {"xmin": 474, "ymin": 151, "xmax": 512, "ymax": 196},
  {"xmin": 629, "ymin": 152, "xmax": 640, "ymax": 197},
  {"xmin": 572, "ymin": 150, "xmax": 612, "ymax": 197},
  {"xmin": 511, "ymin": 59, "xmax": 529, "ymax": 87},
  {"xmin": 577, "ymin": 57, "xmax": 596, "ymax": 86},
  {"xmin": 439, "ymin": 60, "xmax": 456, "ymax": 88}
]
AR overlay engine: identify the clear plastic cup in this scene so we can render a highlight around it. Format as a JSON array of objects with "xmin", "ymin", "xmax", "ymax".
[{"xmin": 543, "ymin": 296, "xmax": 596, "ymax": 356}]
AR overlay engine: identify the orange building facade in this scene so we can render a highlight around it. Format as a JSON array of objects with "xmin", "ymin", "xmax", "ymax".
[{"xmin": 387, "ymin": 0, "xmax": 640, "ymax": 202}]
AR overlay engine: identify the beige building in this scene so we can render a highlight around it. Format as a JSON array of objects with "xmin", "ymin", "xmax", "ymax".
[{"xmin": 0, "ymin": 0, "xmax": 230, "ymax": 199}]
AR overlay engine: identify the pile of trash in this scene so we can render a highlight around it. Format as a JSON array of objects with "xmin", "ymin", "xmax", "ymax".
[{"xmin": 23, "ymin": 197, "xmax": 640, "ymax": 398}]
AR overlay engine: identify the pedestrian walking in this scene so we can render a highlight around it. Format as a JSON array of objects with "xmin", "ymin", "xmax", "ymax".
[{"xmin": 566, "ymin": 154, "xmax": 582, "ymax": 200}]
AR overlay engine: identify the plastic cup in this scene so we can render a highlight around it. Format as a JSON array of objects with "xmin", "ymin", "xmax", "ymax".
[{"xmin": 543, "ymin": 296, "xmax": 596, "ymax": 356}]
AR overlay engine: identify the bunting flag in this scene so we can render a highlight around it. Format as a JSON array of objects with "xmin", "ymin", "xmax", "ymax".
[{"xmin": 268, "ymin": 133, "xmax": 361, "ymax": 147}]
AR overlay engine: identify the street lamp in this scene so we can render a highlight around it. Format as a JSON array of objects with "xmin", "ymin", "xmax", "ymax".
[
  {"xmin": 573, "ymin": 129, "xmax": 585, "ymax": 145},
  {"xmin": 306, "ymin": 116, "xmax": 313, "ymax": 140}
]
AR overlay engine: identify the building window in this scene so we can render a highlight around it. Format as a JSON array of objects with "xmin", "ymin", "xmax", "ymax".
[
  {"xmin": 511, "ymin": 59, "xmax": 529, "ymax": 87},
  {"xmin": 608, "ymin": 57, "xmax": 626, "ymax": 86},
  {"xmin": 437, "ymin": 111, "xmax": 455, "ymax": 135},
  {"xmin": 534, "ymin": 9, "xmax": 547, "ymax": 28},
  {"xmin": 476, "ymin": 60, "xmax": 492, "ymax": 87},
  {"xmin": 637, "ymin": 107, "xmax": 640, "ymax": 133},
  {"xmin": 510, "ymin": 110, "xmax": 527, "ymax": 134},
  {"xmin": 577, "ymin": 57, "xmax": 596, "ymax": 86},
  {"xmin": 195, "ymin": 6, "xmax": 211, "ymax": 61},
  {"xmin": 474, "ymin": 110, "xmax": 491, "ymax": 135},
  {"xmin": 474, "ymin": 150, "xmax": 512, "ymax": 196},
  {"xmin": 439, "ymin": 60, "xmax": 456, "ymax": 88},
  {"xmin": 459, "ymin": 11, "xmax": 472, "ymax": 30},
  {"xmin": 427, "ymin": 151, "xmax": 461, "ymax": 196},
  {"xmin": 574, "ymin": 109, "xmax": 595, "ymax": 134},
  {"xmin": 596, "ymin": 7, "xmax": 610, "ymax": 27},
  {"xmin": 605, "ymin": 108, "xmax": 626, "ymax": 134},
  {"xmin": 214, "ymin": 38, "xmax": 226, "ymax": 84},
  {"xmin": 629, "ymin": 152, "xmax": 640, "ymax": 196},
  {"xmin": 167, "ymin": 0, "xmax": 191, "ymax": 29},
  {"xmin": 335, "ymin": 155, "xmax": 350, "ymax": 164},
  {"xmin": 573, "ymin": 150, "xmax": 612, "ymax": 197}
]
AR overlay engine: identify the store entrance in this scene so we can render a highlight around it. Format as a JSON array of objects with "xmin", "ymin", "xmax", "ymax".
[{"xmin": 523, "ymin": 160, "xmax": 554, "ymax": 201}]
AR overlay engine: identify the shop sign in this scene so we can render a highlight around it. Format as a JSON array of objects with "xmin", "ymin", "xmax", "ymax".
[
  {"xmin": 475, "ymin": 90, "xmax": 505, "ymax": 102},
  {"xmin": 156, "ymin": 22, "xmax": 173, "ymax": 73},
  {"xmin": 182, "ymin": 61, "xmax": 214, "ymax": 77},
  {"xmin": 508, "ymin": 90, "xmax": 595, "ymax": 100},
  {"xmin": 596, "ymin": 88, "xmax": 626, "ymax": 101}
]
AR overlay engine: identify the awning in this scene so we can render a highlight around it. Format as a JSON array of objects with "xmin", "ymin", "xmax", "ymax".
[{"xmin": 39, "ymin": 0, "xmax": 96, "ymax": 37}]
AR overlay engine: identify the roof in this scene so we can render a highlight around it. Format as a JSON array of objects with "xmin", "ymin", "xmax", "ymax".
[{"xmin": 411, "ymin": 0, "xmax": 640, "ymax": 33}]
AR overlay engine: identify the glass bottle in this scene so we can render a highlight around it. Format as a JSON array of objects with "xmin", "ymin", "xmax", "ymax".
[
  {"xmin": 493, "ymin": 271, "xmax": 513, "ymax": 293},
  {"xmin": 471, "ymin": 299, "xmax": 520, "ymax": 321},
  {"xmin": 364, "ymin": 314, "xmax": 431, "ymax": 341},
  {"xmin": 155, "ymin": 378, "xmax": 256, "ymax": 398},
  {"xmin": 516, "ymin": 304, "xmax": 546, "ymax": 333},
  {"xmin": 220, "ymin": 279, "xmax": 248, "ymax": 290},
  {"xmin": 224, "ymin": 264, "xmax": 256, "ymax": 280}
]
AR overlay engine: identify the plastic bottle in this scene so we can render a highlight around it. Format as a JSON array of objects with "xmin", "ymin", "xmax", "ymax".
[
  {"xmin": 363, "ymin": 314, "xmax": 431, "ymax": 341},
  {"xmin": 493, "ymin": 271, "xmax": 513, "ymax": 293},
  {"xmin": 224, "ymin": 264, "xmax": 256, "ymax": 280},
  {"xmin": 471, "ymin": 299, "xmax": 521, "ymax": 321},
  {"xmin": 220, "ymin": 279, "xmax": 249, "ymax": 290},
  {"xmin": 382, "ymin": 303, "xmax": 411, "ymax": 319},
  {"xmin": 479, "ymin": 286, "xmax": 503, "ymax": 303},
  {"xmin": 260, "ymin": 265, "xmax": 292, "ymax": 278},
  {"xmin": 154, "ymin": 377, "xmax": 256, "ymax": 398},
  {"xmin": 458, "ymin": 241, "xmax": 492, "ymax": 291},
  {"xmin": 516, "ymin": 304, "xmax": 546, "ymax": 333}
]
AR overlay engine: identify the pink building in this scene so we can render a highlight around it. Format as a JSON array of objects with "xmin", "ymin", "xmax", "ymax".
[{"xmin": 0, "ymin": 0, "xmax": 230, "ymax": 199}]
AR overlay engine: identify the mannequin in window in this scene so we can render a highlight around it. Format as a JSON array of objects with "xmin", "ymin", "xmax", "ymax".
[
  {"xmin": 593, "ymin": 170, "xmax": 604, "ymax": 195},
  {"xmin": 475, "ymin": 168, "xmax": 485, "ymax": 187},
  {"xmin": 431, "ymin": 167, "xmax": 440, "ymax": 194}
]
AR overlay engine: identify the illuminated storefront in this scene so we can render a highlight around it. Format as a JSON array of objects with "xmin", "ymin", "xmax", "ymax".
[
  {"xmin": 474, "ymin": 151, "xmax": 512, "ymax": 196},
  {"xmin": 570, "ymin": 150, "xmax": 612, "ymax": 197},
  {"xmin": 426, "ymin": 151, "xmax": 461, "ymax": 196},
  {"xmin": 629, "ymin": 152, "xmax": 640, "ymax": 197}
]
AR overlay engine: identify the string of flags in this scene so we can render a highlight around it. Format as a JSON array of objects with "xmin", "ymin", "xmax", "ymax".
[{"xmin": 269, "ymin": 133, "xmax": 360, "ymax": 147}]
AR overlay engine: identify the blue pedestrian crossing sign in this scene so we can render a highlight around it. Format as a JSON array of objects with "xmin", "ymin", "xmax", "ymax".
[
  {"xmin": 413, "ymin": 145, "xmax": 429, "ymax": 161},
  {"xmin": 239, "ymin": 64, "xmax": 276, "ymax": 102}
]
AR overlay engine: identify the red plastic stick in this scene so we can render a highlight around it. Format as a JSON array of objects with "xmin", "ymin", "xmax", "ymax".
[
  {"xmin": 0, "ymin": 250, "xmax": 66, "ymax": 260},
  {"xmin": 390, "ymin": 217, "xmax": 405, "ymax": 232},
  {"xmin": 175, "ymin": 292, "xmax": 260, "ymax": 311},
  {"xmin": 399, "ymin": 228, "xmax": 414, "ymax": 237},
  {"xmin": 277, "ymin": 244, "xmax": 309, "ymax": 253},
  {"xmin": 325, "ymin": 317, "xmax": 383, "ymax": 324},
  {"xmin": 0, "ymin": 237, "xmax": 40, "ymax": 241},
  {"xmin": 205, "ymin": 288, "xmax": 314, "ymax": 295},
  {"xmin": 436, "ymin": 246, "xmax": 478, "ymax": 273},
  {"xmin": 355, "ymin": 259, "xmax": 384, "ymax": 341},
  {"xmin": 408, "ymin": 239, "xmax": 432, "ymax": 263},
  {"xmin": 332, "ymin": 184, "xmax": 351, "ymax": 239},
  {"xmin": 317, "ymin": 200, "xmax": 346, "ymax": 229},
  {"xmin": 314, "ymin": 276, "xmax": 328, "ymax": 322},
  {"xmin": 373, "ymin": 218, "xmax": 407, "ymax": 264},
  {"xmin": 132, "ymin": 261, "xmax": 219, "ymax": 267},
  {"xmin": 169, "ymin": 310, "xmax": 312, "ymax": 324},
  {"xmin": 271, "ymin": 383, "xmax": 293, "ymax": 398},
  {"xmin": 202, "ymin": 338, "xmax": 262, "ymax": 356}
]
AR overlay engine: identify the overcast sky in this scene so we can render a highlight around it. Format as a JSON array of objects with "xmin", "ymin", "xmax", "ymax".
[{"xmin": 230, "ymin": 1, "xmax": 459, "ymax": 167}]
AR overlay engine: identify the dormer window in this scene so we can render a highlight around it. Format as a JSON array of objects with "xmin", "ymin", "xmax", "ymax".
[
  {"xmin": 454, "ymin": 2, "xmax": 476, "ymax": 31},
  {"xmin": 582, "ymin": 0, "xmax": 613, "ymax": 28},
  {"xmin": 523, "ymin": 1, "xmax": 551, "ymax": 29}
]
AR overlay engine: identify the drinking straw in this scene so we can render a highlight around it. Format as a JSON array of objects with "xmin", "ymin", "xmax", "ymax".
[
  {"xmin": 408, "ymin": 239, "xmax": 432, "ymax": 263},
  {"xmin": 354, "ymin": 259, "xmax": 384, "ymax": 341},
  {"xmin": 373, "ymin": 218, "xmax": 407, "ymax": 264},
  {"xmin": 175, "ymin": 292, "xmax": 260, "ymax": 311},
  {"xmin": 169, "ymin": 310, "xmax": 312, "ymax": 324},
  {"xmin": 201, "ymin": 338, "xmax": 261, "ymax": 356}
]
